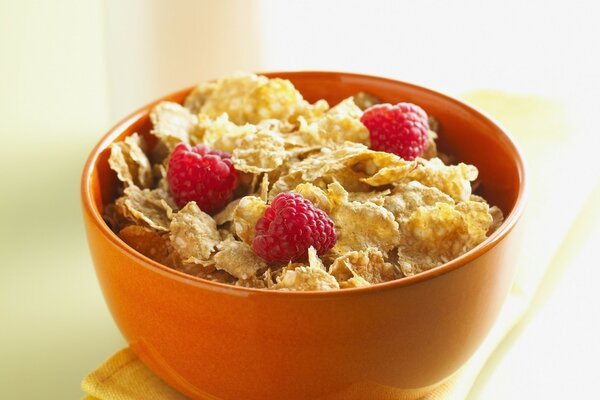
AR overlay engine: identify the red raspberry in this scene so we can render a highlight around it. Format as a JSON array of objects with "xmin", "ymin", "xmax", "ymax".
[
  {"xmin": 252, "ymin": 193, "xmax": 336, "ymax": 263},
  {"xmin": 360, "ymin": 103, "xmax": 430, "ymax": 160},
  {"xmin": 167, "ymin": 143, "xmax": 238, "ymax": 213}
]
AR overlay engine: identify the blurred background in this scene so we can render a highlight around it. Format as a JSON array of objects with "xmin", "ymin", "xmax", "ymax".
[{"xmin": 1, "ymin": 0, "xmax": 598, "ymax": 398}]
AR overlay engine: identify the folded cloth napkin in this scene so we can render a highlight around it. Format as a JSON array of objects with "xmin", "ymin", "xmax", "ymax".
[{"xmin": 83, "ymin": 91, "xmax": 595, "ymax": 400}]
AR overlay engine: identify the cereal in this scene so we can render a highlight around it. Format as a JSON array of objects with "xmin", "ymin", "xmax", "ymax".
[
  {"xmin": 115, "ymin": 186, "xmax": 175, "ymax": 231},
  {"xmin": 383, "ymin": 181, "xmax": 454, "ymax": 223},
  {"xmin": 203, "ymin": 269, "xmax": 237, "ymax": 284},
  {"xmin": 232, "ymin": 196, "xmax": 267, "ymax": 244},
  {"xmin": 200, "ymin": 72, "xmax": 269, "ymax": 124},
  {"xmin": 246, "ymin": 172, "xmax": 261, "ymax": 196},
  {"xmin": 213, "ymin": 198, "xmax": 241, "ymax": 226},
  {"xmin": 316, "ymin": 97, "xmax": 369, "ymax": 145},
  {"xmin": 292, "ymin": 183, "xmax": 331, "ymax": 213},
  {"xmin": 259, "ymin": 174, "xmax": 270, "ymax": 202},
  {"xmin": 338, "ymin": 274, "xmax": 371, "ymax": 289},
  {"xmin": 428, "ymin": 116, "xmax": 440, "ymax": 133},
  {"xmin": 347, "ymin": 189, "xmax": 390, "ymax": 206},
  {"xmin": 363, "ymin": 157, "xmax": 477, "ymax": 202},
  {"xmin": 330, "ymin": 193, "xmax": 401, "ymax": 254},
  {"xmin": 150, "ymin": 101, "xmax": 197, "ymax": 148},
  {"xmin": 231, "ymin": 130, "xmax": 288, "ymax": 173},
  {"xmin": 176, "ymin": 260, "xmax": 217, "ymax": 279},
  {"xmin": 108, "ymin": 133, "xmax": 153, "ymax": 188},
  {"xmin": 103, "ymin": 203, "xmax": 128, "ymax": 232},
  {"xmin": 153, "ymin": 164, "xmax": 170, "ymax": 192},
  {"xmin": 169, "ymin": 202, "xmax": 220, "ymax": 263},
  {"xmin": 288, "ymin": 143, "xmax": 389, "ymax": 182},
  {"xmin": 422, "ymin": 129, "xmax": 439, "ymax": 159},
  {"xmin": 273, "ymin": 265, "xmax": 340, "ymax": 291},
  {"xmin": 242, "ymin": 78, "xmax": 307, "ymax": 124},
  {"xmin": 268, "ymin": 171, "xmax": 304, "ymax": 198},
  {"xmin": 118, "ymin": 225, "xmax": 179, "ymax": 268},
  {"xmin": 488, "ymin": 205, "xmax": 505, "ymax": 235},
  {"xmin": 326, "ymin": 182, "xmax": 349, "ymax": 208},
  {"xmin": 214, "ymin": 238, "xmax": 267, "ymax": 280},
  {"xmin": 397, "ymin": 201, "xmax": 492, "ymax": 275},
  {"xmin": 307, "ymin": 246, "xmax": 325, "ymax": 270},
  {"xmin": 105, "ymin": 72, "xmax": 503, "ymax": 291},
  {"xmin": 353, "ymin": 91, "xmax": 381, "ymax": 111},
  {"xmin": 329, "ymin": 247, "xmax": 398, "ymax": 285},
  {"xmin": 256, "ymin": 118, "xmax": 296, "ymax": 134},
  {"xmin": 184, "ymin": 80, "xmax": 217, "ymax": 114},
  {"xmin": 360, "ymin": 160, "xmax": 418, "ymax": 187},
  {"xmin": 407, "ymin": 159, "xmax": 478, "ymax": 202},
  {"xmin": 235, "ymin": 276, "xmax": 268, "ymax": 289},
  {"xmin": 296, "ymin": 98, "xmax": 369, "ymax": 146},
  {"xmin": 272, "ymin": 143, "xmax": 405, "ymax": 194},
  {"xmin": 196, "ymin": 113, "xmax": 257, "ymax": 152}
]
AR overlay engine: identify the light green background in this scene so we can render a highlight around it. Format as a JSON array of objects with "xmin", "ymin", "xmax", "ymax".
[{"xmin": 0, "ymin": 1, "xmax": 124, "ymax": 398}]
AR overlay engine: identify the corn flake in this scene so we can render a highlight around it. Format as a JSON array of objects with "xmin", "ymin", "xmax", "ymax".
[
  {"xmin": 364, "ymin": 157, "xmax": 477, "ymax": 202},
  {"xmin": 235, "ymin": 276, "xmax": 268, "ymax": 289},
  {"xmin": 308, "ymin": 246, "xmax": 325, "ymax": 270},
  {"xmin": 175, "ymin": 260, "xmax": 218, "ymax": 279},
  {"xmin": 214, "ymin": 238, "xmax": 267, "ymax": 280},
  {"xmin": 232, "ymin": 196, "xmax": 267, "ymax": 244},
  {"xmin": 317, "ymin": 97, "xmax": 369, "ymax": 145},
  {"xmin": 360, "ymin": 161, "xmax": 419, "ymax": 187},
  {"xmin": 488, "ymin": 205, "xmax": 504, "ymax": 235},
  {"xmin": 169, "ymin": 202, "xmax": 220, "ymax": 263},
  {"xmin": 422, "ymin": 130, "xmax": 438, "ymax": 160},
  {"xmin": 296, "ymin": 98, "xmax": 369, "ymax": 146},
  {"xmin": 353, "ymin": 91, "xmax": 381, "ymax": 110},
  {"xmin": 273, "ymin": 266, "xmax": 340, "ymax": 291},
  {"xmin": 384, "ymin": 181, "xmax": 454, "ymax": 223},
  {"xmin": 195, "ymin": 113, "xmax": 257, "ymax": 152},
  {"xmin": 277, "ymin": 144, "xmax": 404, "ymax": 193},
  {"xmin": 108, "ymin": 133, "xmax": 153, "ymax": 188},
  {"xmin": 259, "ymin": 173, "xmax": 270, "ymax": 202},
  {"xmin": 293, "ymin": 183, "xmax": 331, "ymax": 213},
  {"xmin": 203, "ymin": 269, "xmax": 237, "ymax": 284},
  {"xmin": 232, "ymin": 130, "xmax": 288, "ymax": 173},
  {"xmin": 326, "ymin": 182, "xmax": 349, "ymax": 208},
  {"xmin": 242, "ymin": 78, "xmax": 306, "ymax": 124},
  {"xmin": 118, "ymin": 225, "xmax": 180, "ymax": 268},
  {"xmin": 200, "ymin": 72, "xmax": 268, "ymax": 124},
  {"xmin": 115, "ymin": 186, "xmax": 175, "ymax": 231},
  {"xmin": 330, "ymin": 247, "xmax": 399, "ymax": 285},
  {"xmin": 397, "ymin": 201, "xmax": 492, "ymax": 275},
  {"xmin": 408, "ymin": 158, "xmax": 478, "ymax": 202},
  {"xmin": 213, "ymin": 198, "xmax": 241, "ymax": 226},
  {"xmin": 150, "ymin": 101, "xmax": 197, "ymax": 148},
  {"xmin": 103, "ymin": 203, "xmax": 129, "ymax": 232},
  {"xmin": 347, "ymin": 189, "xmax": 390, "ymax": 206},
  {"xmin": 184, "ymin": 80, "xmax": 217, "ymax": 114},
  {"xmin": 331, "ymin": 198, "xmax": 400, "ymax": 254}
]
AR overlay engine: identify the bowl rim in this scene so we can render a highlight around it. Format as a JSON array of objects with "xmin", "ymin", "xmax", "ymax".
[{"xmin": 81, "ymin": 70, "xmax": 528, "ymax": 297}]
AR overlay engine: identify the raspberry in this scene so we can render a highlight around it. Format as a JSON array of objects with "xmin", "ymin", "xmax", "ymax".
[
  {"xmin": 167, "ymin": 143, "xmax": 238, "ymax": 213},
  {"xmin": 252, "ymin": 193, "xmax": 336, "ymax": 263},
  {"xmin": 360, "ymin": 103, "xmax": 430, "ymax": 160}
]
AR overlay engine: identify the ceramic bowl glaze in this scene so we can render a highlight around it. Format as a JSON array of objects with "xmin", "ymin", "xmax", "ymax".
[{"xmin": 81, "ymin": 72, "xmax": 527, "ymax": 400}]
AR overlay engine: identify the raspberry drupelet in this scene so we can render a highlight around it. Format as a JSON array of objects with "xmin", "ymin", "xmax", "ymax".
[
  {"xmin": 360, "ymin": 102, "xmax": 430, "ymax": 160},
  {"xmin": 167, "ymin": 143, "xmax": 238, "ymax": 214},
  {"xmin": 252, "ymin": 193, "xmax": 336, "ymax": 263}
]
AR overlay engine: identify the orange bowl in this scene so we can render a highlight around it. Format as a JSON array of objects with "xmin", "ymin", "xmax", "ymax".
[{"xmin": 81, "ymin": 72, "xmax": 526, "ymax": 400}]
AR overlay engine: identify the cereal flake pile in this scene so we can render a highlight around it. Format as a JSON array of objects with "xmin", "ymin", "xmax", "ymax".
[{"xmin": 104, "ymin": 73, "xmax": 504, "ymax": 291}]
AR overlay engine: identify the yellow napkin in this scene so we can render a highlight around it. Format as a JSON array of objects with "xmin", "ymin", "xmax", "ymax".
[{"xmin": 83, "ymin": 91, "xmax": 595, "ymax": 400}]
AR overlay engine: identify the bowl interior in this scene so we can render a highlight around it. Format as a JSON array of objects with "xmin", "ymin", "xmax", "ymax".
[{"xmin": 87, "ymin": 71, "xmax": 524, "ymax": 266}]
